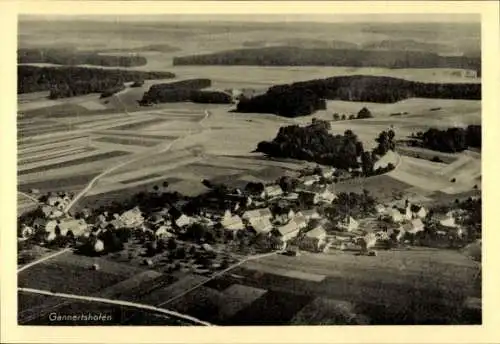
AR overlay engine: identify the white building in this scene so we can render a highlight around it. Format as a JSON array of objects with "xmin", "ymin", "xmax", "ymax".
[
  {"xmin": 275, "ymin": 221, "xmax": 301, "ymax": 243},
  {"xmin": 263, "ymin": 185, "xmax": 283, "ymax": 199},
  {"xmin": 300, "ymin": 225, "xmax": 327, "ymax": 252},
  {"xmin": 221, "ymin": 210, "xmax": 245, "ymax": 231},
  {"xmin": 337, "ymin": 216, "xmax": 359, "ymax": 232},
  {"xmin": 119, "ymin": 207, "xmax": 144, "ymax": 228},
  {"xmin": 242, "ymin": 208, "xmax": 273, "ymax": 222}
]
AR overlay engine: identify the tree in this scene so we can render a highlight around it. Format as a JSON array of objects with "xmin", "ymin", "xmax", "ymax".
[
  {"xmin": 146, "ymin": 241, "xmax": 158, "ymax": 257},
  {"xmin": 375, "ymin": 131, "xmax": 390, "ymax": 155},
  {"xmin": 333, "ymin": 113, "xmax": 340, "ymax": 121},
  {"xmin": 361, "ymin": 151, "xmax": 375, "ymax": 176},
  {"xmin": 341, "ymin": 114, "xmax": 347, "ymax": 121},
  {"xmin": 167, "ymin": 237, "xmax": 177, "ymax": 250},
  {"xmin": 348, "ymin": 114, "xmax": 356, "ymax": 120},
  {"xmin": 357, "ymin": 107, "xmax": 373, "ymax": 119}
]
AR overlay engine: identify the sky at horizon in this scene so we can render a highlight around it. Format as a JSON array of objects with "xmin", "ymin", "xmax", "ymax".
[{"xmin": 19, "ymin": 13, "xmax": 480, "ymax": 24}]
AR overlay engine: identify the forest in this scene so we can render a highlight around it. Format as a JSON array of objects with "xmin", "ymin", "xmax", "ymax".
[
  {"xmin": 234, "ymin": 75, "xmax": 480, "ymax": 117},
  {"xmin": 411, "ymin": 125, "xmax": 481, "ymax": 153},
  {"xmin": 237, "ymin": 86, "xmax": 326, "ymax": 117},
  {"xmin": 139, "ymin": 79, "xmax": 232, "ymax": 105},
  {"xmin": 18, "ymin": 65, "xmax": 175, "ymax": 98},
  {"xmin": 18, "ymin": 47, "xmax": 147, "ymax": 67},
  {"xmin": 172, "ymin": 46, "xmax": 481, "ymax": 76},
  {"xmin": 256, "ymin": 119, "xmax": 396, "ymax": 175}
]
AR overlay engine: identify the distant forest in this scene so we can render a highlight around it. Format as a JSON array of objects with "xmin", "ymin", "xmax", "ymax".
[
  {"xmin": 139, "ymin": 79, "xmax": 233, "ymax": 105},
  {"xmin": 411, "ymin": 125, "xmax": 481, "ymax": 153},
  {"xmin": 172, "ymin": 47, "xmax": 481, "ymax": 76},
  {"xmin": 18, "ymin": 48, "xmax": 148, "ymax": 67},
  {"xmin": 235, "ymin": 75, "xmax": 481, "ymax": 117},
  {"xmin": 18, "ymin": 65, "xmax": 175, "ymax": 98}
]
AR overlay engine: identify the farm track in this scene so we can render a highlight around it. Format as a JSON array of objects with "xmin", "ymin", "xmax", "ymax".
[
  {"xmin": 157, "ymin": 250, "xmax": 281, "ymax": 307},
  {"xmin": 18, "ymin": 287, "xmax": 213, "ymax": 326}
]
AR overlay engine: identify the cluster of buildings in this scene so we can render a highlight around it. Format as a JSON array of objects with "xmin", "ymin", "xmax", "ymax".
[{"xmin": 19, "ymin": 164, "xmax": 469, "ymax": 257}]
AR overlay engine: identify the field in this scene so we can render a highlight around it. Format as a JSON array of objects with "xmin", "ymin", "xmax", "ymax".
[
  {"xmin": 18, "ymin": 90, "xmax": 481, "ymax": 216},
  {"xmin": 17, "ymin": 246, "xmax": 481, "ymax": 325}
]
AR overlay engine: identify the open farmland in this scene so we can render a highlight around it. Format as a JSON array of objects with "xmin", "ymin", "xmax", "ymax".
[
  {"xmin": 154, "ymin": 248, "xmax": 480, "ymax": 325},
  {"xmin": 18, "ymin": 247, "xmax": 478, "ymax": 325},
  {"xmin": 18, "ymin": 90, "xmax": 481, "ymax": 215}
]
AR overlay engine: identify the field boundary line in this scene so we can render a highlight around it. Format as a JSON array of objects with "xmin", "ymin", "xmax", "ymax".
[
  {"xmin": 18, "ymin": 287, "xmax": 213, "ymax": 326},
  {"xmin": 157, "ymin": 250, "xmax": 280, "ymax": 307},
  {"xmin": 17, "ymin": 248, "xmax": 71, "ymax": 273}
]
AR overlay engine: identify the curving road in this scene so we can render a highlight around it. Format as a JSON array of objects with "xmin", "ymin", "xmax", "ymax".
[
  {"xmin": 64, "ymin": 109, "xmax": 211, "ymax": 214},
  {"xmin": 18, "ymin": 287, "xmax": 213, "ymax": 326}
]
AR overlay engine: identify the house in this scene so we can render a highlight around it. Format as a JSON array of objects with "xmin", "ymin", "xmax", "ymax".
[
  {"xmin": 174, "ymin": 214, "xmax": 192, "ymax": 228},
  {"xmin": 411, "ymin": 205, "xmax": 427, "ymax": 219},
  {"xmin": 290, "ymin": 214, "xmax": 308, "ymax": 230},
  {"xmin": 283, "ymin": 192, "xmax": 299, "ymax": 201},
  {"xmin": 119, "ymin": 207, "xmax": 144, "ymax": 228},
  {"xmin": 403, "ymin": 218, "xmax": 425, "ymax": 234},
  {"xmin": 318, "ymin": 188, "xmax": 336, "ymax": 203},
  {"xmin": 298, "ymin": 190, "xmax": 319, "ymax": 206},
  {"xmin": 275, "ymin": 221, "xmax": 301, "ymax": 243},
  {"xmin": 263, "ymin": 185, "xmax": 283, "ymax": 199},
  {"xmin": 221, "ymin": 210, "xmax": 245, "ymax": 231},
  {"xmin": 155, "ymin": 225, "xmax": 175, "ymax": 238},
  {"xmin": 242, "ymin": 208, "xmax": 273, "ymax": 222},
  {"xmin": 302, "ymin": 175, "xmax": 319, "ymax": 186},
  {"xmin": 438, "ymin": 214, "xmax": 457, "ymax": 228},
  {"xmin": 387, "ymin": 208, "xmax": 404, "ymax": 223},
  {"xmin": 247, "ymin": 217, "xmax": 273, "ymax": 234},
  {"xmin": 93, "ymin": 239, "xmax": 105, "ymax": 253},
  {"xmin": 375, "ymin": 204, "xmax": 386, "ymax": 215},
  {"xmin": 337, "ymin": 216, "xmax": 359, "ymax": 232},
  {"xmin": 302, "ymin": 209, "xmax": 321, "ymax": 221},
  {"xmin": 321, "ymin": 167, "xmax": 335, "ymax": 179},
  {"xmin": 359, "ymin": 232, "xmax": 378, "ymax": 252},
  {"xmin": 300, "ymin": 225, "xmax": 327, "ymax": 252},
  {"xmin": 45, "ymin": 206, "xmax": 64, "ymax": 219},
  {"xmin": 45, "ymin": 218, "xmax": 89, "ymax": 241}
]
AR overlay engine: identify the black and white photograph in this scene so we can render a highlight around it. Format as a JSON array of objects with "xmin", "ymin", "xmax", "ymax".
[{"xmin": 9, "ymin": 5, "xmax": 489, "ymax": 331}]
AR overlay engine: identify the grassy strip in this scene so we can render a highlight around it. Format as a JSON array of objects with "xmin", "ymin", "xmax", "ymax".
[
  {"xmin": 94, "ymin": 136, "xmax": 160, "ymax": 147},
  {"xmin": 18, "ymin": 151, "xmax": 129, "ymax": 176}
]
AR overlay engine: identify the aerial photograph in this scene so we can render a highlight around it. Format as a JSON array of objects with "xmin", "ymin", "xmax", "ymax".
[{"xmin": 16, "ymin": 13, "xmax": 481, "ymax": 326}]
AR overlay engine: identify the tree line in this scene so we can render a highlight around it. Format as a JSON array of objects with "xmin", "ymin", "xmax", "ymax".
[
  {"xmin": 410, "ymin": 125, "xmax": 481, "ymax": 153},
  {"xmin": 138, "ymin": 79, "xmax": 233, "ymax": 105},
  {"xmin": 18, "ymin": 48, "xmax": 147, "ymax": 67},
  {"xmin": 18, "ymin": 65, "xmax": 175, "ymax": 98},
  {"xmin": 172, "ymin": 46, "xmax": 481, "ymax": 76},
  {"xmin": 234, "ymin": 75, "xmax": 480, "ymax": 118}
]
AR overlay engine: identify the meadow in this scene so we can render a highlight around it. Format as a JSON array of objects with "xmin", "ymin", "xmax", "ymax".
[{"xmin": 17, "ymin": 246, "xmax": 480, "ymax": 325}]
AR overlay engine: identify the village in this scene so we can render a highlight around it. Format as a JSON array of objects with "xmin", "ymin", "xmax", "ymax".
[{"xmin": 18, "ymin": 161, "xmax": 476, "ymax": 276}]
